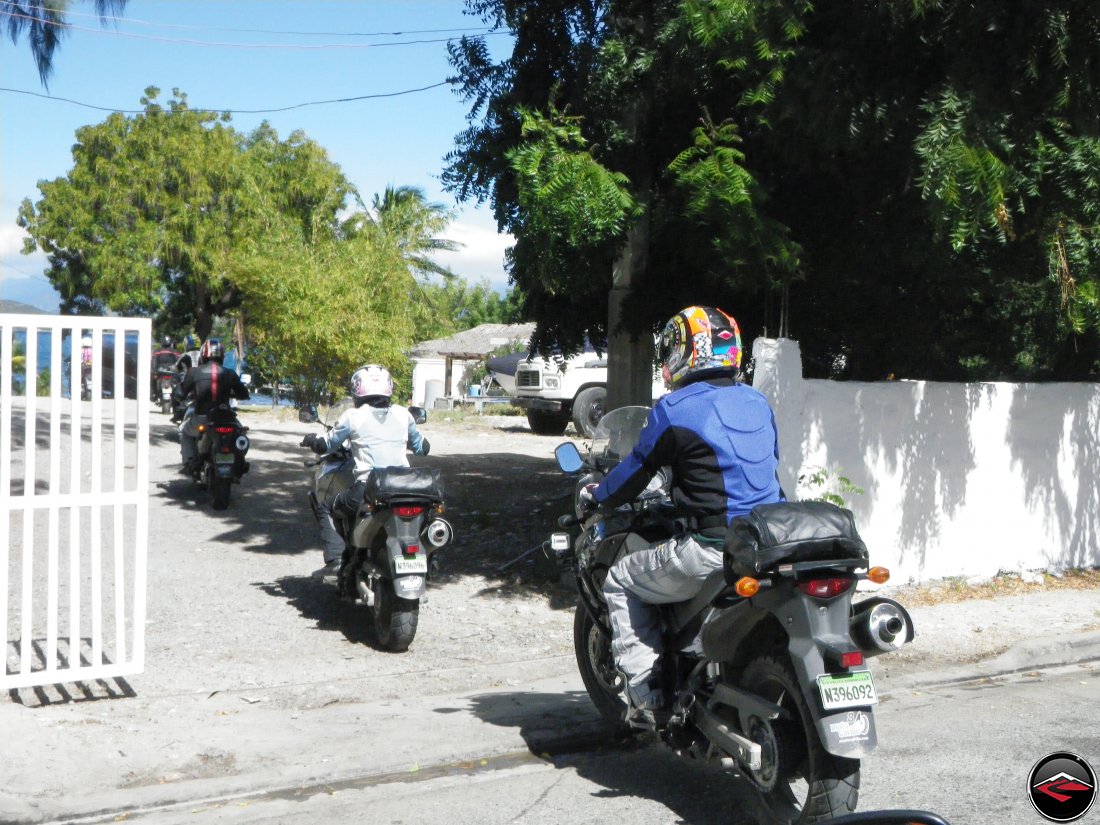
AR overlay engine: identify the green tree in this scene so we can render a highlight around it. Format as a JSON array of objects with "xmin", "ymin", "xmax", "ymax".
[
  {"xmin": 18, "ymin": 88, "xmax": 353, "ymax": 341},
  {"xmin": 363, "ymin": 185, "xmax": 461, "ymax": 281},
  {"xmin": 447, "ymin": 1, "xmax": 798, "ymax": 403},
  {"xmin": 227, "ymin": 222, "xmax": 418, "ymax": 404},
  {"xmin": 450, "ymin": 1, "xmax": 1100, "ymax": 382},
  {"xmin": 2, "ymin": 0, "xmax": 128, "ymax": 85}
]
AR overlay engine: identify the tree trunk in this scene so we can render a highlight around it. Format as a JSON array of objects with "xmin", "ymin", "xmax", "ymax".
[{"xmin": 606, "ymin": 207, "xmax": 655, "ymax": 413}]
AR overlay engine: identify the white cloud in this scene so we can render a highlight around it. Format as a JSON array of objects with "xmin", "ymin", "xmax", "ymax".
[
  {"xmin": 0, "ymin": 224, "xmax": 30, "ymax": 257},
  {"xmin": 432, "ymin": 216, "xmax": 514, "ymax": 290}
]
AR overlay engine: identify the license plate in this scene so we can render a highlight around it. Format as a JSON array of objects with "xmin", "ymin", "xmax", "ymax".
[
  {"xmin": 162, "ymin": 388, "xmax": 172, "ymax": 399},
  {"xmin": 817, "ymin": 671, "xmax": 878, "ymax": 710},
  {"xmin": 394, "ymin": 556, "xmax": 428, "ymax": 574},
  {"xmin": 214, "ymin": 453, "xmax": 235, "ymax": 464}
]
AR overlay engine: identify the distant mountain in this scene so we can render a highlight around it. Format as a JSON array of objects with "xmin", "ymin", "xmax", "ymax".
[{"xmin": 0, "ymin": 300, "xmax": 49, "ymax": 315}]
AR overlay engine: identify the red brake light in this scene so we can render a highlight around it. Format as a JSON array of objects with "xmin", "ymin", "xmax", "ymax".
[
  {"xmin": 215, "ymin": 426, "xmax": 235, "ymax": 434},
  {"xmin": 404, "ymin": 544, "xmax": 421, "ymax": 556},
  {"xmin": 840, "ymin": 651, "xmax": 864, "ymax": 668},
  {"xmin": 393, "ymin": 505, "xmax": 425, "ymax": 518},
  {"xmin": 798, "ymin": 577, "xmax": 854, "ymax": 599}
]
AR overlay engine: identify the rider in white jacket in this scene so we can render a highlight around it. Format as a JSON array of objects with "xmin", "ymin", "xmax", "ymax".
[{"xmin": 300, "ymin": 364, "xmax": 429, "ymax": 575}]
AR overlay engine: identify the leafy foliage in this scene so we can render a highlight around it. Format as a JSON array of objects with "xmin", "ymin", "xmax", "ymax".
[
  {"xmin": 2, "ymin": 0, "xmax": 128, "ymax": 85},
  {"xmin": 450, "ymin": 0, "xmax": 1100, "ymax": 379}
]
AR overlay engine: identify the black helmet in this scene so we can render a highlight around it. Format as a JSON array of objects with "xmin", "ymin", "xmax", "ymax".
[{"xmin": 199, "ymin": 338, "xmax": 225, "ymax": 365}]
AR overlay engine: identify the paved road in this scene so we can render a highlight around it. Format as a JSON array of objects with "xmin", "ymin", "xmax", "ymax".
[
  {"xmin": 3, "ymin": 407, "xmax": 1099, "ymax": 825},
  {"xmin": 38, "ymin": 662, "xmax": 1099, "ymax": 825}
]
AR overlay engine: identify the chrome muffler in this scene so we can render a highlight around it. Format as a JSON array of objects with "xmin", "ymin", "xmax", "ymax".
[
  {"xmin": 424, "ymin": 517, "xmax": 453, "ymax": 549},
  {"xmin": 850, "ymin": 597, "xmax": 914, "ymax": 656}
]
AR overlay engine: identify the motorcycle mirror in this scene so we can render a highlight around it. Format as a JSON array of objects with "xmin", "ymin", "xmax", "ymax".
[
  {"xmin": 555, "ymin": 442, "xmax": 583, "ymax": 473},
  {"xmin": 408, "ymin": 405, "xmax": 428, "ymax": 425},
  {"xmin": 240, "ymin": 373, "xmax": 252, "ymax": 387},
  {"xmin": 297, "ymin": 405, "xmax": 319, "ymax": 424}
]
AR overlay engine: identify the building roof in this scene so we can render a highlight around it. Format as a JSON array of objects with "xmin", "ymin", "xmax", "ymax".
[{"xmin": 409, "ymin": 322, "xmax": 534, "ymax": 360}]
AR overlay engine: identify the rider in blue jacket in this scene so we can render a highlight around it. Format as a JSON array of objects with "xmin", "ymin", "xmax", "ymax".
[{"xmin": 583, "ymin": 306, "xmax": 783, "ymax": 725}]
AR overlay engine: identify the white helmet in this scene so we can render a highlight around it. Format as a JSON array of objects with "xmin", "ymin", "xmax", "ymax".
[{"xmin": 350, "ymin": 364, "xmax": 393, "ymax": 399}]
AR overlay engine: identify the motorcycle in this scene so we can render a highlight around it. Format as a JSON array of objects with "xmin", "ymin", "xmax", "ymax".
[
  {"xmin": 153, "ymin": 367, "xmax": 175, "ymax": 414},
  {"xmin": 299, "ymin": 404, "xmax": 453, "ymax": 652},
  {"xmin": 188, "ymin": 402, "xmax": 251, "ymax": 510},
  {"xmin": 547, "ymin": 406, "xmax": 915, "ymax": 825}
]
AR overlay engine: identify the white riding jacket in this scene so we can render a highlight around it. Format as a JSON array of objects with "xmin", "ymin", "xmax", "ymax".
[{"xmin": 322, "ymin": 403, "xmax": 427, "ymax": 482}]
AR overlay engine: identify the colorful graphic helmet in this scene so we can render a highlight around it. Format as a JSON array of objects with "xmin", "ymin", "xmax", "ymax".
[
  {"xmin": 350, "ymin": 364, "xmax": 393, "ymax": 399},
  {"xmin": 199, "ymin": 338, "xmax": 225, "ymax": 365},
  {"xmin": 658, "ymin": 306, "xmax": 742, "ymax": 387}
]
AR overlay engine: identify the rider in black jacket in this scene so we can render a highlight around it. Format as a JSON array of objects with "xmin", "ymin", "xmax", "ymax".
[{"xmin": 174, "ymin": 339, "xmax": 250, "ymax": 473}]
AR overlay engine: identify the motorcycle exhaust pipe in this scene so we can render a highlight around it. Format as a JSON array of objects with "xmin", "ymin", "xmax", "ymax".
[
  {"xmin": 424, "ymin": 517, "xmax": 453, "ymax": 549},
  {"xmin": 850, "ymin": 598, "xmax": 913, "ymax": 656}
]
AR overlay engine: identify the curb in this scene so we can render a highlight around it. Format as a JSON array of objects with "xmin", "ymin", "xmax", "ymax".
[{"xmin": 879, "ymin": 630, "xmax": 1100, "ymax": 692}]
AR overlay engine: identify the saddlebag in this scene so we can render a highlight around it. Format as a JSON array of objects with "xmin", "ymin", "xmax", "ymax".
[
  {"xmin": 365, "ymin": 466, "xmax": 445, "ymax": 503},
  {"xmin": 723, "ymin": 501, "xmax": 868, "ymax": 582}
]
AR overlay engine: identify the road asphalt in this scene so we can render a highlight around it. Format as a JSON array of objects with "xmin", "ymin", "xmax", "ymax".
[{"xmin": 2, "ymin": 587, "xmax": 1098, "ymax": 825}]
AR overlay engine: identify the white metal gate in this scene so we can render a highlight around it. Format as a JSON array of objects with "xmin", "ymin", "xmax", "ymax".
[{"xmin": 1, "ymin": 314, "xmax": 150, "ymax": 689}]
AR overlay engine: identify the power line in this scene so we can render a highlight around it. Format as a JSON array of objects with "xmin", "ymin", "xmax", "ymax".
[
  {"xmin": 0, "ymin": 4, "xmax": 509, "ymax": 50},
  {"xmin": 0, "ymin": 81, "xmax": 453, "ymax": 114},
  {"xmin": 0, "ymin": 1, "xmax": 501, "ymax": 39}
]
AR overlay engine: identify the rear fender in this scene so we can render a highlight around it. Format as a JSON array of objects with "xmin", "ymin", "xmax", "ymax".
[{"xmin": 719, "ymin": 587, "xmax": 878, "ymax": 759}]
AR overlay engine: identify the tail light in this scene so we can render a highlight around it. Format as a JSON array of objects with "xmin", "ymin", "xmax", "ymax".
[
  {"xmin": 798, "ymin": 577, "xmax": 854, "ymax": 599},
  {"xmin": 393, "ymin": 505, "xmax": 425, "ymax": 518},
  {"xmin": 215, "ymin": 426, "xmax": 236, "ymax": 434}
]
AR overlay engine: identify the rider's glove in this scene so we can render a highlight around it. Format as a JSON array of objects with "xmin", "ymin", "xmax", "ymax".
[
  {"xmin": 578, "ymin": 483, "xmax": 600, "ymax": 511},
  {"xmin": 301, "ymin": 433, "xmax": 327, "ymax": 454}
]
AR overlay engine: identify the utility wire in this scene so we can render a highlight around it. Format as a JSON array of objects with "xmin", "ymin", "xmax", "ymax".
[
  {"xmin": 0, "ymin": 4, "xmax": 509, "ymax": 49},
  {"xmin": 0, "ymin": 1, "xmax": 500, "ymax": 39},
  {"xmin": 0, "ymin": 81, "xmax": 452, "ymax": 114}
]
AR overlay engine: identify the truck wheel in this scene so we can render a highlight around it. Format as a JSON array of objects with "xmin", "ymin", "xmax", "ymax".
[
  {"xmin": 527, "ymin": 409, "xmax": 569, "ymax": 436},
  {"xmin": 572, "ymin": 387, "xmax": 606, "ymax": 438}
]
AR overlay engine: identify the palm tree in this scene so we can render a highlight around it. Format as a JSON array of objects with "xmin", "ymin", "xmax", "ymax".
[
  {"xmin": 367, "ymin": 185, "xmax": 462, "ymax": 282},
  {"xmin": 3, "ymin": 0, "xmax": 128, "ymax": 86}
]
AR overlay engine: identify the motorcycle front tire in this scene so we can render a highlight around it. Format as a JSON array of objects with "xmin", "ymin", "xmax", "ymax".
[
  {"xmin": 373, "ymin": 581, "xmax": 419, "ymax": 652},
  {"xmin": 736, "ymin": 654, "xmax": 859, "ymax": 824},
  {"xmin": 573, "ymin": 604, "xmax": 630, "ymax": 731}
]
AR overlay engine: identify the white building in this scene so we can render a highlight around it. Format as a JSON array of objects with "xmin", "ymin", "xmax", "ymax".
[{"xmin": 408, "ymin": 323, "xmax": 534, "ymax": 408}]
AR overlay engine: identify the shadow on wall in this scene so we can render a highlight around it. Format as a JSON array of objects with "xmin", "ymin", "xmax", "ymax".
[
  {"xmin": 1007, "ymin": 385, "xmax": 1100, "ymax": 569},
  {"xmin": 755, "ymin": 338, "xmax": 1100, "ymax": 577},
  {"xmin": 803, "ymin": 381, "xmax": 982, "ymax": 572}
]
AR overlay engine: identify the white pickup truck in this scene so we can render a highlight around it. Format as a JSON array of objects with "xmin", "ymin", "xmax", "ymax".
[
  {"xmin": 512, "ymin": 350, "xmax": 609, "ymax": 437},
  {"xmin": 508, "ymin": 350, "xmax": 665, "ymax": 438}
]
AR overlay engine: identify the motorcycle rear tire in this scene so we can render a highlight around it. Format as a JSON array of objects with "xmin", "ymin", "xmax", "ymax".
[
  {"xmin": 210, "ymin": 474, "xmax": 232, "ymax": 510},
  {"xmin": 573, "ymin": 605, "xmax": 630, "ymax": 731},
  {"xmin": 736, "ymin": 655, "xmax": 859, "ymax": 824},
  {"xmin": 373, "ymin": 583, "xmax": 419, "ymax": 652},
  {"xmin": 161, "ymin": 399, "xmax": 172, "ymax": 415}
]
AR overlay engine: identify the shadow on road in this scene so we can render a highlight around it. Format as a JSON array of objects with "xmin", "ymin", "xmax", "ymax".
[
  {"xmin": 254, "ymin": 573, "xmax": 394, "ymax": 649},
  {"xmin": 465, "ymin": 689, "xmax": 770, "ymax": 825}
]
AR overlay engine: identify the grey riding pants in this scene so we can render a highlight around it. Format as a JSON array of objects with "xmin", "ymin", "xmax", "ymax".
[{"xmin": 602, "ymin": 533, "xmax": 725, "ymax": 690}]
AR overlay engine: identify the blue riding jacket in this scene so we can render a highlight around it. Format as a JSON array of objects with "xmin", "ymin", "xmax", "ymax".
[{"xmin": 593, "ymin": 376, "xmax": 783, "ymax": 528}]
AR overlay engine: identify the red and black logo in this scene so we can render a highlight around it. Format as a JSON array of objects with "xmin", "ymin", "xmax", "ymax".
[{"xmin": 1028, "ymin": 751, "xmax": 1096, "ymax": 822}]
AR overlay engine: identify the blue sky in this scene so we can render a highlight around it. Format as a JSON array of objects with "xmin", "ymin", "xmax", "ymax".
[{"xmin": 0, "ymin": 0, "xmax": 513, "ymax": 311}]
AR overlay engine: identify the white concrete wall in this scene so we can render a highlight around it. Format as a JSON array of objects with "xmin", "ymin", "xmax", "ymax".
[
  {"xmin": 410, "ymin": 358, "xmax": 472, "ymax": 406},
  {"xmin": 752, "ymin": 338, "xmax": 1100, "ymax": 583}
]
